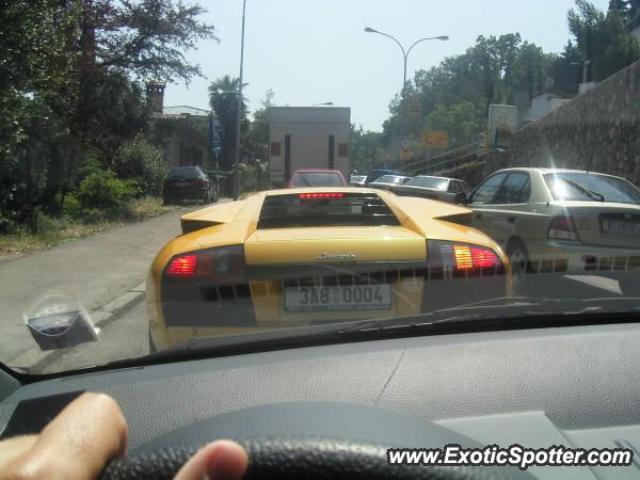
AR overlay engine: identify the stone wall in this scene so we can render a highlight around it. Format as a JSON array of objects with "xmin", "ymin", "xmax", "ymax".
[{"xmin": 437, "ymin": 59, "xmax": 640, "ymax": 187}]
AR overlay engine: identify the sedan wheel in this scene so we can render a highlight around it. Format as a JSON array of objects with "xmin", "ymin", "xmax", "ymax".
[{"xmin": 507, "ymin": 241, "xmax": 529, "ymax": 276}]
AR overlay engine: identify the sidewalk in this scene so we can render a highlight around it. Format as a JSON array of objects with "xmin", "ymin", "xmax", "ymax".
[{"xmin": 0, "ymin": 208, "xmax": 185, "ymax": 368}]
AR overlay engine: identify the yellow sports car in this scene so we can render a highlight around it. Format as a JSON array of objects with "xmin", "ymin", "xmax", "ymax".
[{"xmin": 147, "ymin": 187, "xmax": 511, "ymax": 351}]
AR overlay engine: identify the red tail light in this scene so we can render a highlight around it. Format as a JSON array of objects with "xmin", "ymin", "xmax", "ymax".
[
  {"xmin": 548, "ymin": 215, "xmax": 579, "ymax": 241},
  {"xmin": 166, "ymin": 254, "xmax": 197, "ymax": 276},
  {"xmin": 164, "ymin": 246, "xmax": 246, "ymax": 280},
  {"xmin": 428, "ymin": 240, "xmax": 503, "ymax": 276},
  {"xmin": 453, "ymin": 245, "xmax": 499, "ymax": 270},
  {"xmin": 298, "ymin": 192, "xmax": 344, "ymax": 200}
]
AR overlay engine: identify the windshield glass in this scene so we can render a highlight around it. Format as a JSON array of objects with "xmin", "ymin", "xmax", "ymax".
[
  {"xmin": 291, "ymin": 173, "xmax": 345, "ymax": 187},
  {"xmin": 2, "ymin": 0, "xmax": 640, "ymax": 375},
  {"xmin": 406, "ymin": 177, "xmax": 449, "ymax": 190},
  {"xmin": 374, "ymin": 175, "xmax": 410, "ymax": 185},
  {"xmin": 545, "ymin": 172, "xmax": 640, "ymax": 204}
]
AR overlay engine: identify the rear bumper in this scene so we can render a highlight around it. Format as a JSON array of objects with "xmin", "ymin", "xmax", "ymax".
[
  {"xmin": 151, "ymin": 272, "xmax": 510, "ymax": 350},
  {"xmin": 527, "ymin": 240, "xmax": 640, "ymax": 275},
  {"xmin": 163, "ymin": 185, "xmax": 208, "ymax": 200}
]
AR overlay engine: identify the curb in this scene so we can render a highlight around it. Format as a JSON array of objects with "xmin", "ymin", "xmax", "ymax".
[{"xmin": 11, "ymin": 282, "xmax": 147, "ymax": 372}]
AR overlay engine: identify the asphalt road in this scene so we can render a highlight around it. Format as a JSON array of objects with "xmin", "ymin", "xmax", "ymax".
[
  {"xmin": 0, "ymin": 204, "xmax": 627, "ymax": 374},
  {"xmin": 0, "ymin": 206, "xmax": 190, "ymax": 369}
]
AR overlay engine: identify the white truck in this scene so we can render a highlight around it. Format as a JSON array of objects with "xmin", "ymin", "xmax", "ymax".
[{"xmin": 268, "ymin": 106, "xmax": 351, "ymax": 187}]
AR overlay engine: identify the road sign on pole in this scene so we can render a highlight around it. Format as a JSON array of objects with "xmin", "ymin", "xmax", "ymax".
[{"xmin": 422, "ymin": 130, "xmax": 448, "ymax": 150}]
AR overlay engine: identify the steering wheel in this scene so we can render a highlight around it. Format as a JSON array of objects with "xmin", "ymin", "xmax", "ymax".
[{"xmin": 100, "ymin": 402, "xmax": 535, "ymax": 480}]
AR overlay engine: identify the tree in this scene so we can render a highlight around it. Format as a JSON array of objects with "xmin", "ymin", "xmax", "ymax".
[
  {"xmin": 86, "ymin": 0, "xmax": 217, "ymax": 82},
  {"xmin": 383, "ymin": 33, "xmax": 549, "ymax": 153},
  {"xmin": 242, "ymin": 89, "xmax": 274, "ymax": 166},
  {"xmin": 351, "ymin": 126, "xmax": 385, "ymax": 172},
  {"xmin": 208, "ymin": 76, "xmax": 248, "ymax": 172},
  {"xmin": 426, "ymin": 102, "xmax": 483, "ymax": 150},
  {"xmin": 568, "ymin": 0, "xmax": 640, "ymax": 81},
  {"xmin": 550, "ymin": 42, "xmax": 582, "ymax": 94},
  {"xmin": 0, "ymin": 0, "xmax": 215, "ymax": 227}
]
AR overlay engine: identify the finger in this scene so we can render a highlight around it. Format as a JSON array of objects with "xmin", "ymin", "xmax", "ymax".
[
  {"xmin": 174, "ymin": 440, "xmax": 248, "ymax": 480},
  {"xmin": 10, "ymin": 392, "xmax": 128, "ymax": 480}
]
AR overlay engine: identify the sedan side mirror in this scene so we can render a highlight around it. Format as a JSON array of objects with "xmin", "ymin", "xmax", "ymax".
[{"xmin": 454, "ymin": 192, "xmax": 468, "ymax": 204}]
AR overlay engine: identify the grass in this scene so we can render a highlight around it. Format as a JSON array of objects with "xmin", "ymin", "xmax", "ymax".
[{"xmin": 0, "ymin": 198, "xmax": 175, "ymax": 262}]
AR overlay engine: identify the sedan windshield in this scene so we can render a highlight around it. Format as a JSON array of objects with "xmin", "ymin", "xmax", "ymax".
[
  {"xmin": 374, "ymin": 175, "xmax": 410, "ymax": 185},
  {"xmin": 406, "ymin": 177, "xmax": 449, "ymax": 191},
  {"xmin": 291, "ymin": 173, "xmax": 345, "ymax": 187},
  {"xmin": 545, "ymin": 173, "xmax": 640, "ymax": 204}
]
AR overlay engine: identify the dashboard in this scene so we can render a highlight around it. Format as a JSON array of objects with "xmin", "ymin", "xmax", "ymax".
[{"xmin": 2, "ymin": 321, "xmax": 640, "ymax": 479}]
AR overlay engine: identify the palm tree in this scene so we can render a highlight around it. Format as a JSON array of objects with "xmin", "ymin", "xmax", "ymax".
[{"xmin": 208, "ymin": 76, "xmax": 248, "ymax": 174}]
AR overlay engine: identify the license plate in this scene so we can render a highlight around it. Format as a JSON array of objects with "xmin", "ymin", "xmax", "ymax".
[
  {"xmin": 601, "ymin": 219, "xmax": 640, "ymax": 235},
  {"xmin": 175, "ymin": 181, "xmax": 189, "ymax": 187},
  {"xmin": 284, "ymin": 284, "xmax": 392, "ymax": 312}
]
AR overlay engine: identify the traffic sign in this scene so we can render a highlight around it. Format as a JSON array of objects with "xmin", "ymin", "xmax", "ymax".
[{"xmin": 422, "ymin": 130, "xmax": 448, "ymax": 150}]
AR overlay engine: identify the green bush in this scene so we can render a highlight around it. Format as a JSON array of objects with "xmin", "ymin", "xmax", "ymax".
[
  {"xmin": 75, "ymin": 169, "xmax": 138, "ymax": 212},
  {"xmin": 113, "ymin": 136, "xmax": 167, "ymax": 196}
]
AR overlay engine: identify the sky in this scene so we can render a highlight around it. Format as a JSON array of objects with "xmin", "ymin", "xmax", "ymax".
[{"xmin": 163, "ymin": 0, "xmax": 611, "ymax": 131}]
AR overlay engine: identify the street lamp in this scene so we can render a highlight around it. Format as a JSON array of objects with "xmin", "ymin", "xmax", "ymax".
[
  {"xmin": 364, "ymin": 27, "xmax": 448, "ymax": 99},
  {"xmin": 233, "ymin": 0, "xmax": 248, "ymax": 200},
  {"xmin": 364, "ymin": 27, "xmax": 448, "ymax": 155},
  {"xmin": 312, "ymin": 102, "xmax": 334, "ymax": 106}
]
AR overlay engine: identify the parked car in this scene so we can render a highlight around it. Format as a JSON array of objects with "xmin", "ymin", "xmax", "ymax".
[
  {"xmin": 288, "ymin": 169, "xmax": 347, "ymax": 187},
  {"xmin": 163, "ymin": 166, "xmax": 216, "ymax": 205},
  {"xmin": 349, "ymin": 174, "xmax": 367, "ymax": 186},
  {"xmin": 367, "ymin": 175, "xmax": 412, "ymax": 191},
  {"xmin": 466, "ymin": 168, "xmax": 640, "ymax": 294},
  {"xmin": 148, "ymin": 186, "xmax": 510, "ymax": 350},
  {"xmin": 392, "ymin": 175, "xmax": 472, "ymax": 203},
  {"xmin": 364, "ymin": 168, "xmax": 407, "ymax": 185}
]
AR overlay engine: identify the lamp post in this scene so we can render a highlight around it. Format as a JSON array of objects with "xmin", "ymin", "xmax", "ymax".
[
  {"xmin": 363, "ymin": 27, "xmax": 448, "ymax": 100},
  {"xmin": 233, "ymin": 0, "xmax": 248, "ymax": 200},
  {"xmin": 364, "ymin": 27, "xmax": 449, "ymax": 154}
]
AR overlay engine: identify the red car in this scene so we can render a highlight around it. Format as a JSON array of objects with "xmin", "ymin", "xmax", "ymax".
[{"xmin": 288, "ymin": 169, "xmax": 347, "ymax": 187}]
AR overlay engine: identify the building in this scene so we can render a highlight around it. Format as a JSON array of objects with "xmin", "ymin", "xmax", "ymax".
[
  {"xmin": 146, "ymin": 81, "xmax": 219, "ymax": 169},
  {"xmin": 268, "ymin": 106, "xmax": 351, "ymax": 187}
]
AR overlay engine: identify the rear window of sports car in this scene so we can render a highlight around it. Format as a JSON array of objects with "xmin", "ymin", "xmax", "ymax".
[{"xmin": 257, "ymin": 193, "xmax": 400, "ymax": 229}]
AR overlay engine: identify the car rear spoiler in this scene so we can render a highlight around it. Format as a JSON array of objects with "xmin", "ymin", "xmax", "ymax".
[{"xmin": 180, "ymin": 200, "xmax": 247, "ymax": 234}]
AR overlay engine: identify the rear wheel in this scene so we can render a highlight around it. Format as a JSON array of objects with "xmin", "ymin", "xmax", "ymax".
[{"xmin": 506, "ymin": 239, "xmax": 530, "ymax": 276}]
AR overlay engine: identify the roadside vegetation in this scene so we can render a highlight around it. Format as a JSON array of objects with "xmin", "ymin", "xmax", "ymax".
[
  {"xmin": 0, "ymin": 197, "xmax": 173, "ymax": 262},
  {"xmin": 0, "ymin": 0, "xmax": 215, "ymax": 256},
  {"xmin": 349, "ymin": 0, "xmax": 640, "ymax": 172}
]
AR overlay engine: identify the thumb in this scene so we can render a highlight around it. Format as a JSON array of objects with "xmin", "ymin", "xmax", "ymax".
[{"xmin": 174, "ymin": 440, "xmax": 248, "ymax": 480}]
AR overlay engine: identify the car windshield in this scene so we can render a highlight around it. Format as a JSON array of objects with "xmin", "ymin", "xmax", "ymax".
[
  {"xmin": 2, "ymin": 0, "xmax": 640, "ymax": 376},
  {"xmin": 545, "ymin": 172, "xmax": 640, "ymax": 204},
  {"xmin": 374, "ymin": 175, "xmax": 410, "ymax": 185},
  {"xmin": 291, "ymin": 172, "xmax": 344, "ymax": 187},
  {"xmin": 406, "ymin": 177, "xmax": 449, "ymax": 190}
]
